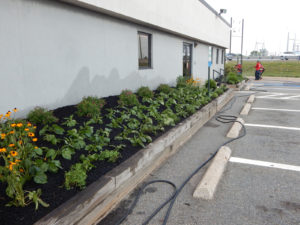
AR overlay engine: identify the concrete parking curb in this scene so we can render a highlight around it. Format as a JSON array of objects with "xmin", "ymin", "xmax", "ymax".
[
  {"xmin": 226, "ymin": 118, "xmax": 245, "ymax": 138},
  {"xmin": 35, "ymin": 89, "xmax": 234, "ymax": 225},
  {"xmin": 240, "ymin": 103, "xmax": 252, "ymax": 115},
  {"xmin": 193, "ymin": 146, "xmax": 232, "ymax": 200},
  {"xmin": 247, "ymin": 95, "xmax": 255, "ymax": 103}
]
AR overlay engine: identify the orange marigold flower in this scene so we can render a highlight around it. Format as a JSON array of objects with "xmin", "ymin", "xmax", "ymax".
[
  {"xmin": 32, "ymin": 138, "xmax": 38, "ymax": 142},
  {"xmin": 9, "ymin": 131, "xmax": 15, "ymax": 134},
  {"xmin": 27, "ymin": 122, "xmax": 32, "ymax": 127},
  {"xmin": 17, "ymin": 123, "xmax": 23, "ymax": 127},
  {"xmin": 0, "ymin": 148, "xmax": 6, "ymax": 153},
  {"xmin": 11, "ymin": 123, "xmax": 17, "ymax": 127},
  {"xmin": 1, "ymin": 133, "xmax": 6, "ymax": 139},
  {"xmin": 25, "ymin": 128, "xmax": 29, "ymax": 131},
  {"xmin": 10, "ymin": 151, "xmax": 18, "ymax": 157},
  {"xmin": 13, "ymin": 108, "xmax": 18, "ymax": 112},
  {"xmin": 8, "ymin": 144, "xmax": 15, "ymax": 147},
  {"xmin": 28, "ymin": 132, "xmax": 35, "ymax": 137}
]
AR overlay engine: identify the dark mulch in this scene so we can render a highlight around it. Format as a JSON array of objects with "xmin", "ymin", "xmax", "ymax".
[{"xmin": 0, "ymin": 94, "xmax": 178, "ymax": 225}]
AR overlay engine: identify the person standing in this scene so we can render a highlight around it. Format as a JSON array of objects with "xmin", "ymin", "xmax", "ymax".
[{"xmin": 254, "ymin": 60, "xmax": 263, "ymax": 80}]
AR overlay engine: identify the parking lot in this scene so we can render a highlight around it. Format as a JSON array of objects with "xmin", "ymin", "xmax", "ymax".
[{"xmin": 100, "ymin": 78, "xmax": 300, "ymax": 225}]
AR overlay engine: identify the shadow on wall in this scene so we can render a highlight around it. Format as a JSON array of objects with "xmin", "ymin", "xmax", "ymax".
[{"xmin": 25, "ymin": 67, "xmax": 166, "ymax": 116}]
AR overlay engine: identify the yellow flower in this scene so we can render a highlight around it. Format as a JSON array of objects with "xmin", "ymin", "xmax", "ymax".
[
  {"xmin": 15, "ymin": 159, "xmax": 21, "ymax": 162},
  {"xmin": 17, "ymin": 123, "xmax": 23, "ymax": 127},
  {"xmin": 5, "ymin": 111, "xmax": 11, "ymax": 118},
  {"xmin": 8, "ymin": 162, "xmax": 16, "ymax": 171},
  {"xmin": 32, "ymin": 138, "xmax": 38, "ymax": 142},
  {"xmin": 13, "ymin": 108, "xmax": 18, "ymax": 112},
  {"xmin": 11, "ymin": 123, "xmax": 17, "ymax": 127},
  {"xmin": 1, "ymin": 133, "xmax": 6, "ymax": 139},
  {"xmin": 10, "ymin": 151, "xmax": 18, "ymax": 157},
  {"xmin": 34, "ymin": 146, "xmax": 38, "ymax": 149},
  {"xmin": 28, "ymin": 132, "xmax": 35, "ymax": 137},
  {"xmin": 8, "ymin": 144, "xmax": 15, "ymax": 147},
  {"xmin": 19, "ymin": 168, "xmax": 24, "ymax": 173},
  {"xmin": 19, "ymin": 140, "xmax": 23, "ymax": 145},
  {"xmin": 27, "ymin": 122, "xmax": 32, "ymax": 127},
  {"xmin": 33, "ymin": 126, "xmax": 37, "ymax": 129},
  {"xmin": 9, "ymin": 131, "xmax": 15, "ymax": 134},
  {"xmin": 25, "ymin": 128, "xmax": 29, "ymax": 131},
  {"xmin": 0, "ymin": 114, "xmax": 3, "ymax": 119},
  {"xmin": 0, "ymin": 148, "xmax": 6, "ymax": 153}
]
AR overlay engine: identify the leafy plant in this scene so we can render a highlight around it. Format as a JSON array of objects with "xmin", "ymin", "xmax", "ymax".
[
  {"xmin": 137, "ymin": 86, "xmax": 154, "ymax": 99},
  {"xmin": 157, "ymin": 84, "xmax": 173, "ymax": 94},
  {"xmin": 62, "ymin": 115, "xmax": 77, "ymax": 127},
  {"xmin": 118, "ymin": 90, "xmax": 139, "ymax": 107},
  {"xmin": 205, "ymin": 79, "xmax": 217, "ymax": 90},
  {"xmin": 64, "ymin": 163, "xmax": 88, "ymax": 190},
  {"xmin": 0, "ymin": 109, "xmax": 51, "ymax": 208},
  {"xmin": 27, "ymin": 107, "xmax": 58, "ymax": 125},
  {"xmin": 76, "ymin": 96, "xmax": 105, "ymax": 118},
  {"xmin": 176, "ymin": 76, "xmax": 189, "ymax": 88},
  {"xmin": 226, "ymin": 73, "xmax": 244, "ymax": 84},
  {"xmin": 99, "ymin": 150, "xmax": 120, "ymax": 163}
]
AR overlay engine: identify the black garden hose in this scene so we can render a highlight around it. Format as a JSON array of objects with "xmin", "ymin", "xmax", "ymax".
[{"xmin": 115, "ymin": 89, "xmax": 266, "ymax": 225}]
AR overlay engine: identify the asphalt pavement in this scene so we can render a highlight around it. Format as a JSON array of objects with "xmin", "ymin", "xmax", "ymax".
[{"xmin": 99, "ymin": 78, "xmax": 300, "ymax": 225}]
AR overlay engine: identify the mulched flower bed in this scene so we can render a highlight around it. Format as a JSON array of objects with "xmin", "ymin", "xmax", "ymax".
[
  {"xmin": 0, "ymin": 95, "xmax": 177, "ymax": 225},
  {"xmin": 0, "ymin": 82, "xmax": 228, "ymax": 225}
]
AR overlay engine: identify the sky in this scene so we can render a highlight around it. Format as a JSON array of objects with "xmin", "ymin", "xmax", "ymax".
[{"xmin": 206, "ymin": 0, "xmax": 300, "ymax": 55}]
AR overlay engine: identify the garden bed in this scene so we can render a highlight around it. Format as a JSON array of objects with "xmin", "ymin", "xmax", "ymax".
[{"xmin": 0, "ymin": 81, "xmax": 230, "ymax": 225}]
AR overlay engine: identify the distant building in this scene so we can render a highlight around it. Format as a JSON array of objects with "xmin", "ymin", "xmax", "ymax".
[{"xmin": 0, "ymin": 0, "xmax": 230, "ymax": 114}]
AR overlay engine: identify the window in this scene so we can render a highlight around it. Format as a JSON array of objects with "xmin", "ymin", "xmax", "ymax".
[
  {"xmin": 183, "ymin": 43, "xmax": 193, "ymax": 76},
  {"xmin": 138, "ymin": 32, "xmax": 152, "ymax": 69},
  {"xmin": 216, "ymin": 49, "xmax": 219, "ymax": 64}
]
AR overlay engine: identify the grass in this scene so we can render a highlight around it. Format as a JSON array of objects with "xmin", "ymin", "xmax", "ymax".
[{"xmin": 226, "ymin": 60, "xmax": 300, "ymax": 77}]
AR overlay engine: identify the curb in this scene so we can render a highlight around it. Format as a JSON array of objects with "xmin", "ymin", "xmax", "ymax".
[
  {"xmin": 240, "ymin": 103, "xmax": 252, "ymax": 115},
  {"xmin": 247, "ymin": 95, "xmax": 255, "ymax": 103},
  {"xmin": 193, "ymin": 146, "xmax": 232, "ymax": 200},
  {"xmin": 227, "ymin": 80, "xmax": 247, "ymax": 91},
  {"xmin": 35, "ymin": 89, "xmax": 235, "ymax": 225},
  {"xmin": 226, "ymin": 117, "xmax": 245, "ymax": 138}
]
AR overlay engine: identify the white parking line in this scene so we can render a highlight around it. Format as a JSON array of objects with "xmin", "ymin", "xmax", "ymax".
[
  {"xmin": 252, "ymin": 107, "xmax": 300, "ymax": 113},
  {"xmin": 229, "ymin": 157, "xmax": 300, "ymax": 172},
  {"xmin": 265, "ymin": 88, "xmax": 300, "ymax": 91},
  {"xmin": 245, "ymin": 123, "xmax": 300, "ymax": 131}
]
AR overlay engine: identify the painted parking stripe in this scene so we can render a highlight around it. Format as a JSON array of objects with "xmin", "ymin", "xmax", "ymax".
[
  {"xmin": 229, "ymin": 157, "xmax": 300, "ymax": 172},
  {"xmin": 252, "ymin": 107, "xmax": 300, "ymax": 113},
  {"xmin": 245, "ymin": 123, "xmax": 300, "ymax": 131}
]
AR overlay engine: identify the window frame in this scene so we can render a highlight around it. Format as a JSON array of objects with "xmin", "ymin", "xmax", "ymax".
[
  {"xmin": 183, "ymin": 42, "xmax": 193, "ymax": 77},
  {"xmin": 221, "ymin": 49, "xmax": 224, "ymax": 64},
  {"xmin": 138, "ymin": 31, "xmax": 152, "ymax": 70},
  {"xmin": 216, "ymin": 48, "xmax": 219, "ymax": 64}
]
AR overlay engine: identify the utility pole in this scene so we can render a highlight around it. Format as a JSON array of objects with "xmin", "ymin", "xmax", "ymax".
[
  {"xmin": 287, "ymin": 32, "xmax": 289, "ymax": 52},
  {"xmin": 229, "ymin": 17, "xmax": 232, "ymax": 54},
  {"xmin": 241, "ymin": 19, "xmax": 244, "ymax": 75}
]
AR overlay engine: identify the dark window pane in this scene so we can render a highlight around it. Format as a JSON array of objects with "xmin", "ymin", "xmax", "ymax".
[{"xmin": 138, "ymin": 32, "xmax": 151, "ymax": 68}]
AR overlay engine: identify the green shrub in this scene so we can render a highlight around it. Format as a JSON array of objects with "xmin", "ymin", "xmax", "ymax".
[
  {"xmin": 137, "ymin": 86, "xmax": 154, "ymax": 98},
  {"xmin": 27, "ymin": 107, "xmax": 58, "ymax": 125},
  {"xmin": 76, "ymin": 96, "xmax": 106, "ymax": 118},
  {"xmin": 118, "ymin": 90, "xmax": 139, "ymax": 107},
  {"xmin": 176, "ymin": 76, "xmax": 190, "ymax": 88},
  {"xmin": 211, "ymin": 92, "xmax": 218, "ymax": 99},
  {"xmin": 157, "ymin": 84, "xmax": 172, "ymax": 94},
  {"xmin": 226, "ymin": 73, "xmax": 240, "ymax": 84},
  {"xmin": 215, "ymin": 88, "xmax": 224, "ymax": 95},
  {"xmin": 205, "ymin": 79, "xmax": 217, "ymax": 90},
  {"xmin": 225, "ymin": 64, "xmax": 236, "ymax": 76}
]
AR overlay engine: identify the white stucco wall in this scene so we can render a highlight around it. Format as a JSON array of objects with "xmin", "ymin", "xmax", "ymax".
[
  {"xmin": 0, "ymin": 0, "xmax": 229, "ymax": 116},
  {"xmin": 61, "ymin": 0, "xmax": 230, "ymax": 48}
]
